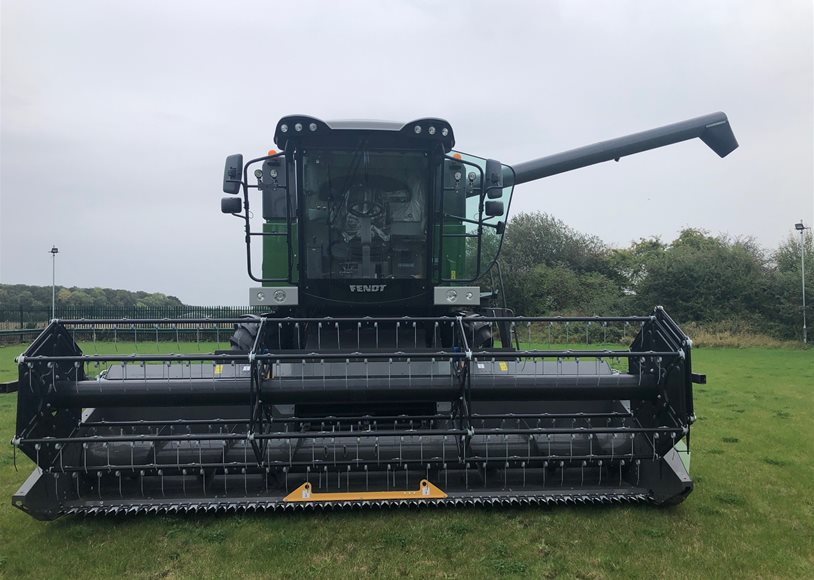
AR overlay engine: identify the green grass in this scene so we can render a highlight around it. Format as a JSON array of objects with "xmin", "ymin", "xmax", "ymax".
[{"xmin": 0, "ymin": 343, "xmax": 812, "ymax": 578}]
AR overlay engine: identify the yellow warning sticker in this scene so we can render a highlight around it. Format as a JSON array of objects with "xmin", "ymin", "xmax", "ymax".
[
  {"xmin": 498, "ymin": 362, "xmax": 508, "ymax": 372},
  {"xmin": 214, "ymin": 365, "xmax": 223, "ymax": 375}
]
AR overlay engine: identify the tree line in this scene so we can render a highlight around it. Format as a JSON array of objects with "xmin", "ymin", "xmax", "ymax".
[
  {"xmin": 0, "ymin": 284, "xmax": 184, "ymax": 312},
  {"xmin": 2, "ymin": 213, "xmax": 811, "ymax": 340},
  {"xmin": 496, "ymin": 212, "xmax": 813, "ymax": 340}
]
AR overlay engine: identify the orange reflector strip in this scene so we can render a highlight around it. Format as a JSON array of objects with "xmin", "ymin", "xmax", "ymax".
[{"xmin": 283, "ymin": 478, "xmax": 447, "ymax": 503}]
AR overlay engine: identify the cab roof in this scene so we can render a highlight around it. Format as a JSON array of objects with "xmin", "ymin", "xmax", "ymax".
[{"xmin": 273, "ymin": 115, "xmax": 455, "ymax": 152}]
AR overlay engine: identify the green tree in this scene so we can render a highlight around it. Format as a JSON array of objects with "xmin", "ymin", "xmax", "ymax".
[
  {"xmin": 769, "ymin": 231, "xmax": 814, "ymax": 339},
  {"xmin": 498, "ymin": 212, "xmax": 624, "ymax": 315},
  {"xmin": 633, "ymin": 229, "xmax": 773, "ymax": 324},
  {"xmin": 0, "ymin": 284, "xmax": 188, "ymax": 319},
  {"xmin": 610, "ymin": 237, "xmax": 666, "ymax": 294},
  {"xmin": 501, "ymin": 212, "xmax": 612, "ymax": 275}
]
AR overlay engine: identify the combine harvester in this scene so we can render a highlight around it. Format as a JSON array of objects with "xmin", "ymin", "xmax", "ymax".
[{"xmin": 13, "ymin": 113, "xmax": 737, "ymax": 518}]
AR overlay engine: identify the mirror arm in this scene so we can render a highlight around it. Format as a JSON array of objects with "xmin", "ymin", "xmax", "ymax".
[
  {"xmin": 442, "ymin": 213, "xmax": 503, "ymax": 230},
  {"xmin": 443, "ymin": 213, "xmax": 479, "ymax": 226}
]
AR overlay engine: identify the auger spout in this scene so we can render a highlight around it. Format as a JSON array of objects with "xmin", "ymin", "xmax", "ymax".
[{"xmin": 509, "ymin": 112, "xmax": 738, "ymax": 185}]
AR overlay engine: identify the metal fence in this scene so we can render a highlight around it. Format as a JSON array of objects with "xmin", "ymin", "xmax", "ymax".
[
  {"xmin": 0, "ymin": 306, "xmax": 263, "ymax": 344},
  {"xmin": 1, "ymin": 306, "xmax": 263, "ymax": 325}
]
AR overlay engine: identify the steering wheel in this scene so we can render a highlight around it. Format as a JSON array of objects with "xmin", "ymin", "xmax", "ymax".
[{"xmin": 349, "ymin": 200, "xmax": 385, "ymax": 219}]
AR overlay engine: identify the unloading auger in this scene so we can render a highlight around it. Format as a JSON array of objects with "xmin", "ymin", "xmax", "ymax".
[{"xmin": 13, "ymin": 113, "xmax": 737, "ymax": 519}]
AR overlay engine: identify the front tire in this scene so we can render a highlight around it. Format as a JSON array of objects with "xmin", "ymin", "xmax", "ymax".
[{"xmin": 229, "ymin": 315, "xmax": 261, "ymax": 351}]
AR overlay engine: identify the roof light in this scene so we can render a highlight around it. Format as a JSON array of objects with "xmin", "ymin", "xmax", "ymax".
[
  {"xmin": 309, "ymin": 122, "xmax": 317, "ymax": 132},
  {"xmin": 441, "ymin": 127, "xmax": 449, "ymax": 137},
  {"xmin": 294, "ymin": 123, "xmax": 303, "ymax": 132},
  {"xmin": 280, "ymin": 124, "xmax": 288, "ymax": 133},
  {"xmin": 267, "ymin": 149, "xmax": 277, "ymax": 156},
  {"xmin": 414, "ymin": 125, "xmax": 422, "ymax": 134},
  {"xmin": 428, "ymin": 126, "xmax": 436, "ymax": 135},
  {"xmin": 452, "ymin": 153, "xmax": 462, "ymax": 160}
]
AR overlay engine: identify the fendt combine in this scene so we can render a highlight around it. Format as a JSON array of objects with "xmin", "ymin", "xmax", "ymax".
[{"xmin": 13, "ymin": 113, "xmax": 737, "ymax": 519}]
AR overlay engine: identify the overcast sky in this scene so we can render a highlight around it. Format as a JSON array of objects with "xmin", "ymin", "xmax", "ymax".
[{"xmin": 1, "ymin": 1, "xmax": 812, "ymax": 305}]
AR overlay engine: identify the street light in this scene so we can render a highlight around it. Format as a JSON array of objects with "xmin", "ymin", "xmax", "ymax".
[
  {"xmin": 50, "ymin": 245, "xmax": 59, "ymax": 320},
  {"xmin": 794, "ymin": 221, "xmax": 810, "ymax": 343}
]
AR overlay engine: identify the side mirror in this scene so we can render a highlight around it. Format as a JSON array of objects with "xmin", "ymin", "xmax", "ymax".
[
  {"xmin": 485, "ymin": 200, "xmax": 504, "ymax": 217},
  {"xmin": 223, "ymin": 154, "xmax": 244, "ymax": 194},
  {"xmin": 221, "ymin": 197, "xmax": 243, "ymax": 214},
  {"xmin": 485, "ymin": 159, "xmax": 503, "ymax": 199}
]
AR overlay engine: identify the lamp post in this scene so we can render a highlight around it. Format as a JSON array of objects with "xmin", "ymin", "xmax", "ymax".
[
  {"xmin": 50, "ymin": 245, "xmax": 59, "ymax": 320},
  {"xmin": 794, "ymin": 221, "xmax": 810, "ymax": 344}
]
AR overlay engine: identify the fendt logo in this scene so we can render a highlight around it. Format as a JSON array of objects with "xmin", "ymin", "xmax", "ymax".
[{"xmin": 349, "ymin": 284, "xmax": 387, "ymax": 293}]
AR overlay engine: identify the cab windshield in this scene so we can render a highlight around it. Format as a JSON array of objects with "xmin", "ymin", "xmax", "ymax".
[{"xmin": 301, "ymin": 148, "xmax": 429, "ymax": 279}]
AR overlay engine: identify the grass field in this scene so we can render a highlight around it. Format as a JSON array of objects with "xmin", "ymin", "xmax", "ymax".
[{"xmin": 0, "ymin": 340, "xmax": 811, "ymax": 578}]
